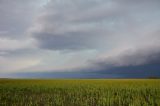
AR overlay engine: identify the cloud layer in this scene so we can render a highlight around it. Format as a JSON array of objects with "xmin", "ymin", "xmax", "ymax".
[{"xmin": 0, "ymin": 0, "xmax": 160, "ymax": 77}]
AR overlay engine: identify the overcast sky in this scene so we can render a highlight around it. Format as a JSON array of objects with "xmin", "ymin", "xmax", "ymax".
[{"xmin": 0, "ymin": 0, "xmax": 160, "ymax": 78}]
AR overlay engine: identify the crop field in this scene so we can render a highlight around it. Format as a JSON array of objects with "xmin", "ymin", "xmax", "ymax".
[{"xmin": 0, "ymin": 79, "xmax": 160, "ymax": 106}]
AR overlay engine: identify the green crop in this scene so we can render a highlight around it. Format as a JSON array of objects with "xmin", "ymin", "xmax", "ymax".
[{"xmin": 0, "ymin": 79, "xmax": 160, "ymax": 106}]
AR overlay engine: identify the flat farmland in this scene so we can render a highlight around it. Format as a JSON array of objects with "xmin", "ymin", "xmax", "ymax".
[{"xmin": 0, "ymin": 79, "xmax": 160, "ymax": 106}]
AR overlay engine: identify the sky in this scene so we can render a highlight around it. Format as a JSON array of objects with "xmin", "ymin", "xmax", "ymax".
[{"xmin": 0, "ymin": 0, "xmax": 160, "ymax": 78}]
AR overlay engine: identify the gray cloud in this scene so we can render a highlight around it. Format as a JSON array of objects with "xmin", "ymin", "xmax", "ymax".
[
  {"xmin": 0, "ymin": 0, "xmax": 43, "ymax": 38},
  {"xmin": 0, "ymin": 0, "xmax": 160, "ymax": 76},
  {"xmin": 30, "ymin": 0, "xmax": 160, "ymax": 51},
  {"xmin": 30, "ymin": 0, "xmax": 122, "ymax": 50},
  {"xmin": 33, "ymin": 31, "xmax": 100, "ymax": 50},
  {"xmin": 0, "ymin": 0, "xmax": 45, "ymax": 57},
  {"xmin": 29, "ymin": 0, "xmax": 160, "ymax": 74},
  {"xmin": 88, "ymin": 44, "xmax": 160, "ymax": 71}
]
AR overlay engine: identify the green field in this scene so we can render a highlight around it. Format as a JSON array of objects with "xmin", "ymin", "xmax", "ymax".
[{"xmin": 0, "ymin": 79, "xmax": 160, "ymax": 106}]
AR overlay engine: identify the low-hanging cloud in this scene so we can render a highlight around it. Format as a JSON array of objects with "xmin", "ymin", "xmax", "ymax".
[{"xmin": 88, "ymin": 44, "xmax": 160, "ymax": 71}]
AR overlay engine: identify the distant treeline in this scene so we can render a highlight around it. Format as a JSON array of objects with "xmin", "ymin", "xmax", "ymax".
[{"xmin": 147, "ymin": 76, "xmax": 160, "ymax": 79}]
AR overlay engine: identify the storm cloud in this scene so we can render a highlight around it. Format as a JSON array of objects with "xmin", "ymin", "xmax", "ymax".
[{"xmin": 0, "ymin": 0, "xmax": 160, "ymax": 78}]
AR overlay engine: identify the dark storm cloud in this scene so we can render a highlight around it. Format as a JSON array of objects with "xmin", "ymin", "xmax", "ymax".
[{"xmin": 89, "ymin": 45, "xmax": 160, "ymax": 70}]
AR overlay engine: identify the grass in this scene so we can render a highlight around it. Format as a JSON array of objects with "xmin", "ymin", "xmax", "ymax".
[{"xmin": 0, "ymin": 79, "xmax": 160, "ymax": 106}]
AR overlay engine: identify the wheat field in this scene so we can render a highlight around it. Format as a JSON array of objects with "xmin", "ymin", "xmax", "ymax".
[{"xmin": 0, "ymin": 79, "xmax": 160, "ymax": 106}]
